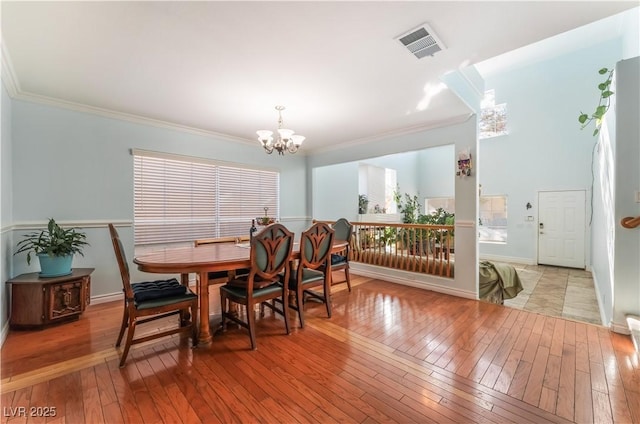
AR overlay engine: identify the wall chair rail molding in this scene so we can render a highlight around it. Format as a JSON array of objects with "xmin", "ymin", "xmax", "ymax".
[
  {"xmin": 454, "ymin": 220, "xmax": 476, "ymax": 228},
  {"xmin": 278, "ymin": 216, "xmax": 312, "ymax": 223},
  {"xmin": 12, "ymin": 219, "xmax": 133, "ymax": 231}
]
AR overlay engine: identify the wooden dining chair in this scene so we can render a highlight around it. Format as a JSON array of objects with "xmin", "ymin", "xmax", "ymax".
[
  {"xmin": 287, "ymin": 222, "xmax": 335, "ymax": 328},
  {"xmin": 329, "ymin": 218, "xmax": 353, "ymax": 291},
  {"xmin": 219, "ymin": 223, "xmax": 294, "ymax": 350},
  {"xmin": 108, "ymin": 224, "xmax": 198, "ymax": 367}
]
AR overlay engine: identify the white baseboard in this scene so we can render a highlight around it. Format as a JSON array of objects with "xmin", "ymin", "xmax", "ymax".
[
  {"xmin": 90, "ymin": 292, "xmax": 123, "ymax": 305},
  {"xmin": 0, "ymin": 293, "xmax": 121, "ymax": 349},
  {"xmin": 88, "ymin": 283, "xmax": 199, "ymax": 306},
  {"xmin": 0, "ymin": 321, "xmax": 9, "ymax": 348},
  {"xmin": 610, "ymin": 320, "xmax": 631, "ymax": 335},
  {"xmin": 625, "ymin": 315, "xmax": 640, "ymax": 352},
  {"xmin": 350, "ymin": 263, "xmax": 476, "ymax": 300},
  {"xmin": 478, "ymin": 254, "xmax": 536, "ymax": 265}
]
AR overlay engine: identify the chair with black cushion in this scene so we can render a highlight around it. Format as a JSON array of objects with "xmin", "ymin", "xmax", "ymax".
[
  {"xmin": 109, "ymin": 224, "xmax": 198, "ymax": 367},
  {"xmin": 330, "ymin": 218, "xmax": 353, "ymax": 291},
  {"xmin": 287, "ymin": 222, "xmax": 335, "ymax": 328},
  {"xmin": 220, "ymin": 223, "xmax": 294, "ymax": 350},
  {"xmin": 194, "ymin": 237, "xmax": 249, "ymax": 287}
]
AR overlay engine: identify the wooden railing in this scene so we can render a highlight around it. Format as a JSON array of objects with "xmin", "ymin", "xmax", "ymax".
[
  {"xmin": 317, "ymin": 220, "xmax": 455, "ymax": 278},
  {"xmin": 621, "ymin": 216, "xmax": 640, "ymax": 229}
]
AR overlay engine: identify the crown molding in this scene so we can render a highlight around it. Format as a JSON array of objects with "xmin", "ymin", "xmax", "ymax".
[
  {"xmin": 1, "ymin": 42, "xmax": 20, "ymax": 97},
  {"xmin": 3, "ymin": 40, "xmax": 471, "ymax": 155},
  {"xmin": 306, "ymin": 113, "xmax": 474, "ymax": 155},
  {"xmin": 0, "ymin": 42, "xmax": 256, "ymax": 147},
  {"xmin": 12, "ymin": 90, "xmax": 258, "ymax": 146}
]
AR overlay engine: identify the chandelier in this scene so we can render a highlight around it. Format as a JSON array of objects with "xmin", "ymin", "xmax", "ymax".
[{"xmin": 257, "ymin": 106, "xmax": 305, "ymax": 155}]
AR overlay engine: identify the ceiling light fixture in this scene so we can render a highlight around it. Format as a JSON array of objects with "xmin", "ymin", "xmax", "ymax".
[{"xmin": 257, "ymin": 106, "xmax": 305, "ymax": 155}]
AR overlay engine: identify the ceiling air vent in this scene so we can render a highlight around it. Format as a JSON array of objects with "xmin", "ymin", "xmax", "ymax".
[{"xmin": 396, "ymin": 24, "xmax": 446, "ymax": 59}]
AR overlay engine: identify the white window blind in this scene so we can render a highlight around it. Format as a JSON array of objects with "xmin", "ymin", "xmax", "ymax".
[
  {"xmin": 218, "ymin": 166, "xmax": 279, "ymax": 237},
  {"xmin": 134, "ymin": 153, "xmax": 279, "ymax": 245}
]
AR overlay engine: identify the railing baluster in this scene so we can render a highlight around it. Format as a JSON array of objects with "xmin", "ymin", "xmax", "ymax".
[{"xmin": 316, "ymin": 220, "xmax": 454, "ymax": 279}]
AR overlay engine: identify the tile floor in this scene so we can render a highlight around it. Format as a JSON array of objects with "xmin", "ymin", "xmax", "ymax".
[{"xmin": 503, "ymin": 263, "xmax": 603, "ymax": 325}]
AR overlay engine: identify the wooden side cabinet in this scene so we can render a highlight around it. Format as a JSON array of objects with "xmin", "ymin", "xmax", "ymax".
[{"xmin": 6, "ymin": 268, "xmax": 94, "ymax": 330}]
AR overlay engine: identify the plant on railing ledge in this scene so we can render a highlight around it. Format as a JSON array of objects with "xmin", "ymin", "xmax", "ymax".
[
  {"xmin": 358, "ymin": 194, "xmax": 369, "ymax": 214},
  {"xmin": 415, "ymin": 208, "xmax": 455, "ymax": 255},
  {"xmin": 578, "ymin": 67, "xmax": 614, "ymax": 137},
  {"xmin": 393, "ymin": 188, "xmax": 421, "ymax": 224}
]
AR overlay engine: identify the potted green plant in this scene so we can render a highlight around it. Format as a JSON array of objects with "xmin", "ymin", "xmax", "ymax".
[
  {"xmin": 256, "ymin": 207, "xmax": 275, "ymax": 226},
  {"xmin": 14, "ymin": 218, "xmax": 89, "ymax": 277},
  {"xmin": 358, "ymin": 194, "xmax": 369, "ymax": 214},
  {"xmin": 393, "ymin": 189, "xmax": 421, "ymax": 224},
  {"xmin": 417, "ymin": 208, "xmax": 455, "ymax": 256}
]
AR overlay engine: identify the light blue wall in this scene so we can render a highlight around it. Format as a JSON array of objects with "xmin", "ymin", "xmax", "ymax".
[
  {"xmin": 312, "ymin": 143, "xmax": 456, "ymax": 230},
  {"xmin": 309, "ymin": 117, "xmax": 479, "ymax": 297},
  {"xmin": 621, "ymin": 7, "xmax": 639, "ymax": 60},
  {"xmin": 418, "ymin": 144, "xmax": 455, "ymax": 201},
  {"xmin": 312, "ymin": 151, "xmax": 421, "ymax": 222},
  {"xmin": 479, "ymin": 38, "xmax": 623, "ymax": 263},
  {"xmin": 1, "ymin": 82, "xmax": 13, "ymax": 333},
  {"xmin": 361, "ymin": 151, "xmax": 419, "ymax": 202},
  {"xmin": 9, "ymin": 100, "xmax": 308, "ymax": 298},
  {"xmin": 312, "ymin": 162, "xmax": 359, "ymax": 222}
]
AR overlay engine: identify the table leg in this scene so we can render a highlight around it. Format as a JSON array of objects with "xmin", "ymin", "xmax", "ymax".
[
  {"xmin": 197, "ymin": 270, "xmax": 213, "ymax": 345},
  {"xmin": 180, "ymin": 273, "xmax": 191, "ymax": 325}
]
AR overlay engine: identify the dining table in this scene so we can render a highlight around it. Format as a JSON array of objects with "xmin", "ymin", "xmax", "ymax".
[{"xmin": 133, "ymin": 239, "xmax": 348, "ymax": 345}]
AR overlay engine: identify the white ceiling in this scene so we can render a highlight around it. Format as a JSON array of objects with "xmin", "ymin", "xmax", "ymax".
[{"xmin": 2, "ymin": 1, "xmax": 637, "ymax": 154}]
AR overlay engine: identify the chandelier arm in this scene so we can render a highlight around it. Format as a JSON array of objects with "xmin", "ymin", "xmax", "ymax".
[{"xmin": 287, "ymin": 142, "xmax": 299, "ymax": 154}]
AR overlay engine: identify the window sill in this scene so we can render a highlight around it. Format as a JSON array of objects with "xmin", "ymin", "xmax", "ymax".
[{"xmin": 480, "ymin": 133, "xmax": 509, "ymax": 141}]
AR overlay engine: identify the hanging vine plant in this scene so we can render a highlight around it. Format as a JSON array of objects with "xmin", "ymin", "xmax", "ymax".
[{"xmin": 578, "ymin": 67, "xmax": 614, "ymax": 136}]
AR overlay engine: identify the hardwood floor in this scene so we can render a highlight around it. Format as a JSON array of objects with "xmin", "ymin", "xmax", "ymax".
[{"xmin": 1, "ymin": 274, "xmax": 638, "ymax": 423}]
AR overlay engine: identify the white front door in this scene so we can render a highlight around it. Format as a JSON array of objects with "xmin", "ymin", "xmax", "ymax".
[{"xmin": 538, "ymin": 190, "xmax": 586, "ymax": 269}]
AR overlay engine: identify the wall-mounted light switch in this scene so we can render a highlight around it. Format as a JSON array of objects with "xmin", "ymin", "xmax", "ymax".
[
  {"xmin": 526, "ymin": 216, "xmax": 534, "ymax": 221},
  {"xmin": 636, "ymin": 191, "xmax": 640, "ymax": 203}
]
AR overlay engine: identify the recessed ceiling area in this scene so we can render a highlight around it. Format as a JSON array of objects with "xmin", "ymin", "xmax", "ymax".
[{"xmin": 2, "ymin": 1, "xmax": 637, "ymax": 153}]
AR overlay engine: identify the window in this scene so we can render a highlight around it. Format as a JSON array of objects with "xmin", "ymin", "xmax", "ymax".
[
  {"xmin": 425, "ymin": 197, "xmax": 455, "ymax": 215},
  {"xmin": 424, "ymin": 195, "xmax": 508, "ymax": 243},
  {"xmin": 384, "ymin": 168, "xmax": 397, "ymax": 213},
  {"xmin": 479, "ymin": 196, "xmax": 507, "ymax": 243},
  {"xmin": 479, "ymin": 89, "xmax": 507, "ymax": 139},
  {"xmin": 134, "ymin": 150, "xmax": 279, "ymax": 245},
  {"xmin": 358, "ymin": 164, "xmax": 397, "ymax": 214}
]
